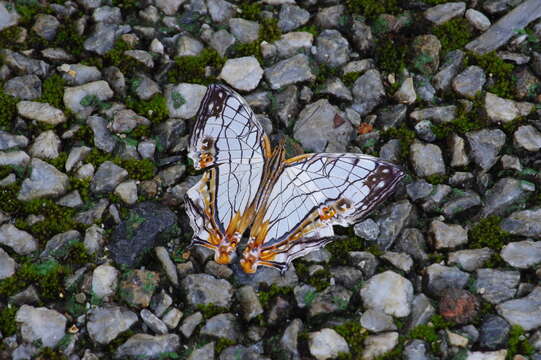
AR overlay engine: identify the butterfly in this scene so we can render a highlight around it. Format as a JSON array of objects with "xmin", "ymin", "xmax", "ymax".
[{"xmin": 185, "ymin": 84, "xmax": 405, "ymax": 274}]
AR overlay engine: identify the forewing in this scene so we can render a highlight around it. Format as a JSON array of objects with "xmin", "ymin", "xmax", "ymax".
[
  {"xmin": 248, "ymin": 153, "xmax": 404, "ymax": 272},
  {"xmin": 185, "ymin": 85, "xmax": 268, "ymax": 259},
  {"xmin": 188, "ymin": 84, "xmax": 270, "ymax": 169}
]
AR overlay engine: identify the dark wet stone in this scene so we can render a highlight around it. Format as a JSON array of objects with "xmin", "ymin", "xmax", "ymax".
[
  {"xmin": 109, "ymin": 202, "xmax": 178, "ymax": 267},
  {"xmin": 411, "ymin": 35, "xmax": 441, "ymax": 75},
  {"xmin": 479, "ymin": 316, "xmax": 510, "ymax": 350},
  {"xmin": 115, "ymin": 334, "xmax": 180, "ymax": 359},
  {"xmin": 425, "ymin": 264, "xmax": 470, "ymax": 297},
  {"xmin": 497, "ymin": 286, "xmax": 541, "ymax": 331},
  {"xmin": 466, "ymin": 129, "xmax": 506, "ymax": 171},
  {"xmin": 480, "ymin": 178, "xmax": 533, "ymax": 218},
  {"xmin": 200, "ymin": 313, "xmax": 240, "ymax": 341},
  {"xmin": 404, "ymin": 339, "xmax": 431, "ymax": 360},
  {"xmin": 352, "ymin": 69, "xmax": 385, "ymax": 116},
  {"xmin": 467, "ymin": 0, "xmax": 541, "ymax": 54},
  {"xmin": 376, "ymin": 104, "xmax": 407, "ymax": 131},
  {"xmin": 278, "ymin": 4, "xmax": 309, "ymax": 32},
  {"xmin": 0, "ymin": 49, "xmax": 49, "ymax": 77},
  {"xmin": 501, "ymin": 209, "xmax": 541, "ymax": 239},
  {"xmin": 394, "ymin": 228, "xmax": 429, "ymax": 264},
  {"xmin": 4, "ymin": 75, "xmax": 41, "ymax": 100},
  {"xmin": 407, "ymin": 294, "xmax": 436, "ymax": 331},
  {"xmin": 438, "ymin": 288, "xmax": 479, "ymax": 324},
  {"xmin": 475, "ymin": 269, "xmax": 520, "ymax": 304},
  {"xmin": 119, "ymin": 269, "xmax": 160, "ymax": 308},
  {"xmin": 433, "ymin": 50, "xmax": 465, "ymax": 92},
  {"xmin": 375, "ymin": 200, "xmax": 413, "ymax": 250},
  {"xmin": 268, "ymin": 296, "xmax": 292, "ymax": 325},
  {"xmin": 315, "ymin": 29, "xmax": 350, "ymax": 67}
]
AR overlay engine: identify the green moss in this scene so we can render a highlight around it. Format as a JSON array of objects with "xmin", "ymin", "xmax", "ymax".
[
  {"xmin": 408, "ymin": 315, "xmax": 452, "ymax": 353},
  {"xmin": 167, "ymin": 48, "xmax": 226, "ymax": 85},
  {"xmin": 238, "ymin": 1, "xmax": 262, "ymax": 21},
  {"xmin": 507, "ymin": 325, "xmax": 535, "ymax": 359},
  {"xmin": 35, "ymin": 347, "xmax": 68, "ymax": 360},
  {"xmin": 14, "ymin": 0, "xmax": 47, "ymax": 24},
  {"xmin": 86, "ymin": 148, "xmax": 157, "ymax": 180},
  {"xmin": 325, "ymin": 234, "xmax": 364, "ymax": 266},
  {"xmin": 15, "ymin": 198, "xmax": 84, "ymax": 242},
  {"xmin": 468, "ymin": 51, "xmax": 516, "ymax": 99},
  {"xmin": 66, "ymin": 241, "xmax": 95, "ymax": 265},
  {"xmin": 46, "ymin": 152, "xmax": 68, "ymax": 171},
  {"xmin": 0, "ymin": 306, "xmax": 18, "ymax": 336},
  {"xmin": 297, "ymin": 25, "xmax": 319, "ymax": 37},
  {"xmin": 468, "ymin": 216, "xmax": 512, "ymax": 251},
  {"xmin": 313, "ymin": 63, "xmax": 341, "ymax": 90},
  {"xmin": 69, "ymin": 177, "xmax": 91, "ymax": 202},
  {"xmin": 130, "ymin": 125, "xmax": 152, "ymax": 139},
  {"xmin": 342, "ymin": 72, "xmax": 362, "ymax": 87},
  {"xmin": 120, "ymin": 158, "xmax": 157, "ymax": 181},
  {"xmin": 0, "ymin": 88, "xmax": 18, "ymax": 131},
  {"xmin": 0, "ymin": 258, "xmax": 68, "ymax": 301},
  {"xmin": 423, "ymin": 0, "xmax": 450, "ymax": 4},
  {"xmin": 104, "ymin": 329, "xmax": 136, "ymax": 354},
  {"xmin": 196, "ymin": 303, "xmax": 228, "ymax": 319},
  {"xmin": 40, "ymin": 74, "xmax": 67, "ymax": 109},
  {"xmin": 0, "ymin": 26, "xmax": 25, "ymax": 51},
  {"xmin": 111, "ymin": 0, "xmax": 140, "ymax": 12},
  {"xmin": 85, "ymin": 148, "xmax": 114, "ymax": 167},
  {"xmin": 425, "ymin": 174, "xmax": 448, "ymax": 185},
  {"xmin": 294, "ymin": 261, "xmax": 331, "ymax": 292},
  {"xmin": 104, "ymin": 39, "xmax": 132, "ymax": 64},
  {"xmin": 431, "ymin": 96, "xmax": 486, "ymax": 139},
  {"xmin": 501, "ymin": 116, "xmax": 524, "ymax": 134},
  {"xmin": 0, "ymin": 183, "xmax": 24, "ymax": 214},
  {"xmin": 345, "ymin": 0, "xmax": 400, "ymax": 19},
  {"xmin": 381, "ymin": 124, "xmax": 416, "ymax": 161},
  {"xmin": 230, "ymin": 41, "xmax": 262, "ymax": 63},
  {"xmin": 333, "ymin": 321, "xmax": 368, "ymax": 359},
  {"xmin": 259, "ymin": 18, "xmax": 282, "ymax": 43},
  {"xmin": 258, "ymin": 284, "xmax": 293, "ymax": 308},
  {"xmin": 432, "ymin": 18, "xmax": 474, "ymax": 55},
  {"xmin": 215, "ymin": 338, "xmax": 236, "ymax": 354},
  {"xmin": 102, "ymin": 39, "xmax": 142, "ymax": 75},
  {"xmin": 72, "ymin": 124, "xmax": 95, "ymax": 145},
  {"xmin": 374, "ymin": 37, "xmax": 408, "ymax": 74},
  {"xmin": 53, "ymin": 23, "xmax": 85, "ymax": 56}
]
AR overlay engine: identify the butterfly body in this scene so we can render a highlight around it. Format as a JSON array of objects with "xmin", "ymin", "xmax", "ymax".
[{"xmin": 185, "ymin": 84, "xmax": 405, "ymax": 274}]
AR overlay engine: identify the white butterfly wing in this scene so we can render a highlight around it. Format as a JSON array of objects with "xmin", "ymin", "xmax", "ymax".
[
  {"xmin": 242, "ymin": 153, "xmax": 404, "ymax": 272},
  {"xmin": 185, "ymin": 84, "xmax": 270, "ymax": 263}
]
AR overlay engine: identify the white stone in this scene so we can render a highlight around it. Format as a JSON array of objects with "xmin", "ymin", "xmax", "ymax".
[
  {"xmin": 165, "ymin": 83, "xmax": 207, "ymax": 119},
  {"xmin": 63, "ymin": 80, "xmax": 114, "ymax": 119},
  {"xmin": 447, "ymin": 330, "xmax": 469, "ymax": 347},
  {"xmin": 17, "ymin": 101, "xmax": 66, "ymax": 125},
  {"xmin": 466, "ymin": 350, "xmax": 507, "ymax": 360},
  {"xmin": 16, "ymin": 305, "xmax": 67, "ymax": 348},
  {"xmin": 362, "ymin": 332, "xmax": 399, "ymax": 360},
  {"xmin": 465, "ymin": 9, "xmax": 491, "ymax": 31},
  {"xmin": 29, "ymin": 130, "xmax": 61, "ymax": 160},
  {"xmin": 361, "ymin": 270, "xmax": 414, "ymax": 317},
  {"xmin": 220, "ymin": 56, "xmax": 264, "ymax": 91},
  {"xmin": 485, "ymin": 92, "xmax": 534, "ymax": 123},
  {"xmin": 0, "ymin": 224, "xmax": 38, "ymax": 255},
  {"xmin": 0, "ymin": 247, "xmax": 15, "ymax": 279},
  {"xmin": 394, "ymin": 77, "xmax": 416, "ymax": 104},
  {"xmin": 114, "ymin": 180, "xmax": 138, "ymax": 205},
  {"xmin": 309, "ymin": 328, "xmax": 349, "ymax": 360},
  {"xmin": 92, "ymin": 264, "xmax": 119, "ymax": 299}
]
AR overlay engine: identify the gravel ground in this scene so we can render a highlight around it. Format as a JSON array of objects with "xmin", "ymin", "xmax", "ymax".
[{"xmin": 1, "ymin": 0, "xmax": 541, "ymax": 359}]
